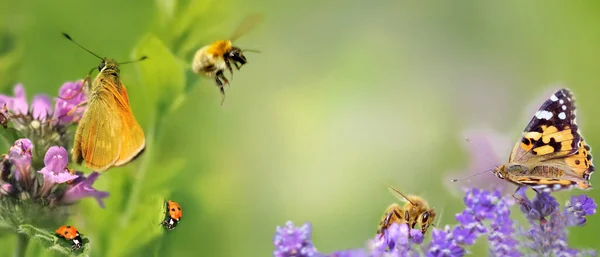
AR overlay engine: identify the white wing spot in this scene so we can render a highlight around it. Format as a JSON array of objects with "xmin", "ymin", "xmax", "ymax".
[
  {"xmin": 558, "ymin": 112, "xmax": 566, "ymax": 120},
  {"xmin": 552, "ymin": 184, "xmax": 562, "ymax": 191},
  {"xmin": 559, "ymin": 99, "xmax": 564, "ymax": 104},
  {"xmin": 562, "ymin": 105, "xmax": 567, "ymax": 111},
  {"xmin": 535, "ymin": 110, "xmax": 553, "ymax": 120},
  {"xmin": 567, "ymin": 97, "xmax": 572, "ymax": 102},
  {"xmin": 550, "ymin": 94, "xmax": 559, "ymax": 101}
]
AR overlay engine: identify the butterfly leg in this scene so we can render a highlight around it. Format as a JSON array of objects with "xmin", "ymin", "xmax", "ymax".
[
  {"xmin": 511, "ymin": 186, "xmax": 527, "ymax": 205},
  {"xmin": 58, "ymin": 75, "xmax": 90, "ymax": 101}
]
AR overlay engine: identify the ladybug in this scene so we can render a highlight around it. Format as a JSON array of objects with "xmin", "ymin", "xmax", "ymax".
[
  {"xmin": 55, "ymin": 225, "xmax": 83, "ymax": 250},
  {"xmin": 160, "ymin": 200, "xmax": 182, "ymax": 230}
]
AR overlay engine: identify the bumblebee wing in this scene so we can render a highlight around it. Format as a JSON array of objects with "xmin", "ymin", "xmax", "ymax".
[
  {"xmin": 229, "ymin": 13, "xmax": 264, "ymax": 42},
  {"xmin": 110, "ymin": 82, "xmax": 146, "ymax": 166},
  {"xmin": 72, "ymin": 87, "xmax": 122, "ymax": 171}
]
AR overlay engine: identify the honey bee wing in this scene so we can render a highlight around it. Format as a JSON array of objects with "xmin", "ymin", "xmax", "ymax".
[{"xmin": 229, "ymin": 13, "xmax": 264, "ymax": 42}]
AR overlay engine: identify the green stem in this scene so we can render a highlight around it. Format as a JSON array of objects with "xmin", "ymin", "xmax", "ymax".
[{"xmin": 13, "ymin": 233, "xmax": 29, "ymax": 257}]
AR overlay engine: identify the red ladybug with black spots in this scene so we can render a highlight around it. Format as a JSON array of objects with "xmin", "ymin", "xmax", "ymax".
[
  {"xmin": 161, "ymin": 200, "xmax": 182, "ymax": 230},
  {"xmin": 55, "ymin": 225, "xmax": 83, "ymax": 250}
]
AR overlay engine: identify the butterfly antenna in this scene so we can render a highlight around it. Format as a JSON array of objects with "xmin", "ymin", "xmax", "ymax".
[
  {"xmin": 119, "ymin": 56, "xmax": 148, "ymax": 65},
  {"xmin": 450, "ymin": 168, "xmax": 494, "ymax": 182},
  {"xmin": 387, "ymin": 184, "xmax": 417, "ymax": 205},
  {"xmin": 450, "ymin": 137, "xmax": 501, "ymax": 183},
  {"xmin": 464, "ymin": 137, "xmax": 501, "ymax": 168},
  {"xmin": 62, "ymin": 33, "xmax": 103, "ymax": 60}
]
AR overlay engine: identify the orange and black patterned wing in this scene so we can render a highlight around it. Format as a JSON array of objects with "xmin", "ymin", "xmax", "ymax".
[{"xmin": 507, "ymin": 88, "xmax": 594, "ymax": 190}]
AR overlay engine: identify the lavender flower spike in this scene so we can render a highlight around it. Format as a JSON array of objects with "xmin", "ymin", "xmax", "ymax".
[
  {"xmin": 488, "ymin": 198, "xmax": 520, "ymax": 257},
  {"xmin": 426, "ymin": 226, "xmax": 465, "ymax": 257},
  {"xmin": 273, "ymin": 221, "xmax": 319, "ymax": 257},
  {"xmin": 565, "ymin": 195, "xmax": 597, "ymax": 226},
  {"xmin": 518, "ymin": 192, "xmax": 597, "ymax": 256},
  {"xmin": 60, "ymin": 172, "xmax": 109, "ymax": 208}
]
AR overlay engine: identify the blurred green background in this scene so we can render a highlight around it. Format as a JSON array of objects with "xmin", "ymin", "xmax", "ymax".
[{"xmin": 1, "ymin": 0, "xmax": 600, "ymax": 256}]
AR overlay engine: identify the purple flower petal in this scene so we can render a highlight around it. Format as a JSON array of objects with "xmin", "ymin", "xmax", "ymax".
[
  {"xmin": 10, "ymin": 84, "xmax": 28, "ymax": 115},
  {"xmin": 8, "ymin": 138, "xmax": 33, "ymax": 183},
  {"xmin": 43, "ymin": 146, "xmax": 69, "ymax": 173},
  {"xmin": 31, "ymin": 94, "xmax": 52, "ymax": 121},
  {"xmin": 60, "ymin": 172, "xmax": 109, "ymax": 208},
  {"xmin": 326, "ymin": 249, "xmax": 367, "ymax": 257},
  {"xmin": 52, "ymin": 80, "xmax": 86, "ymax": 125},
  {"xmin": 565, "ymin": 195, "xmax": 597, "ymax": 226},
  {"xmin": 273, "ymin": 221, "xmax": 318, "ymax": 257},
  {"xmin": 427, "ymin": 226, "xmax": 465, "ymax": 257},
  {"xmin": 37, "ymin": 146, "xmax": 76, "ymax": 184},
  {"xmin": 0, "ymin": 182, "xmax": 15, "ymax": 195}
]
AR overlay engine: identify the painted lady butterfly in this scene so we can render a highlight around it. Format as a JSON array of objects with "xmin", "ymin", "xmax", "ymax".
[{"xmin": 493, "ymin": 88, "xmax": 594, "ymax": 193}]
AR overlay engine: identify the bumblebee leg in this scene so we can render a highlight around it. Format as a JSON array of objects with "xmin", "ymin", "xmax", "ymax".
[
  {"xmin": 224, "ymin": 58, "xmax": 234, "ymax": 78},
  {"xmin": 215, "ymin": 73, "xmax": 227, "ymax": 106}
]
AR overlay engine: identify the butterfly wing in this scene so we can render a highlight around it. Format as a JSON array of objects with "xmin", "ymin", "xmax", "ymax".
[
  {"xmin": 109, "ymin": 81, "xmax": 146, "ymax": 166},
  {"xmin": 72, "ymin": 85, "xmax": 123, "ymax": 171},
  {"xmin": 507, "ymin": 88, "xmax": 594, "ymax": 190}
]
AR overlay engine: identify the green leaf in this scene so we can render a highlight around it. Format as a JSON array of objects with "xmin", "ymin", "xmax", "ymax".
[
  {"xmin": 0, "ymin": 127, "xmax": 22, "ymax": 149},
  {"xmin": 131, "ymin": 34, "xmax": 186, "ymax": 112},
  {"xmin": 143, "ymin": 158, "xmax": 186, "ymax": 193},
  {"xmin": 17, "ymin": 224, "xmax": 90, "ymax": 257},
  {"xmin": 105, "ymin": 195, "xmax": 166, "ymax": 257}
]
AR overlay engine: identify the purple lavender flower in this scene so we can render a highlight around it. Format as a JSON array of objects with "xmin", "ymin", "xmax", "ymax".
[
  {"xmin": 565, "ymin": 195, "xmax": 597, "ymax": 226},
  {"xmin": 518, "ymin": 192, "xmax": 597, "ymax": 256},
  {"xmin": 368, "ymin": 223, "xmax": 422, "ymax": 257},
  {"xmin": 426, "ymin": 226, "xmax": 465, "ymax": 257},
  {"xmin": 488, "ymin": 198, "xmax": 520, "ymax": 257},
  {"xmin": 325, "ymin": 249, "xmax": 367, "ymax": 257},
  {"xmin": 274, "ymin": 189, "xmax": 596, "ymax": 257},
  {"xmin": 451, "ymin": 188, "xmax": 499, "ymax": 246},
  {"xmin": 519, "ymin": 192, "xmax": 558, "ymax": 221},
  {"xmin": 273, "ymin": 221, "xmax": 319, "ymax": 257}
]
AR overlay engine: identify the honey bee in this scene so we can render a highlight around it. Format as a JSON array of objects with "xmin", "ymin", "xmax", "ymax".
[
  {"xmin": 377, "ymin": 185, "xmax": 436, "ymax": 238},
  {"xmin": 192, "ymin": 14, "xmax": 263, "ymax": 105}
]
